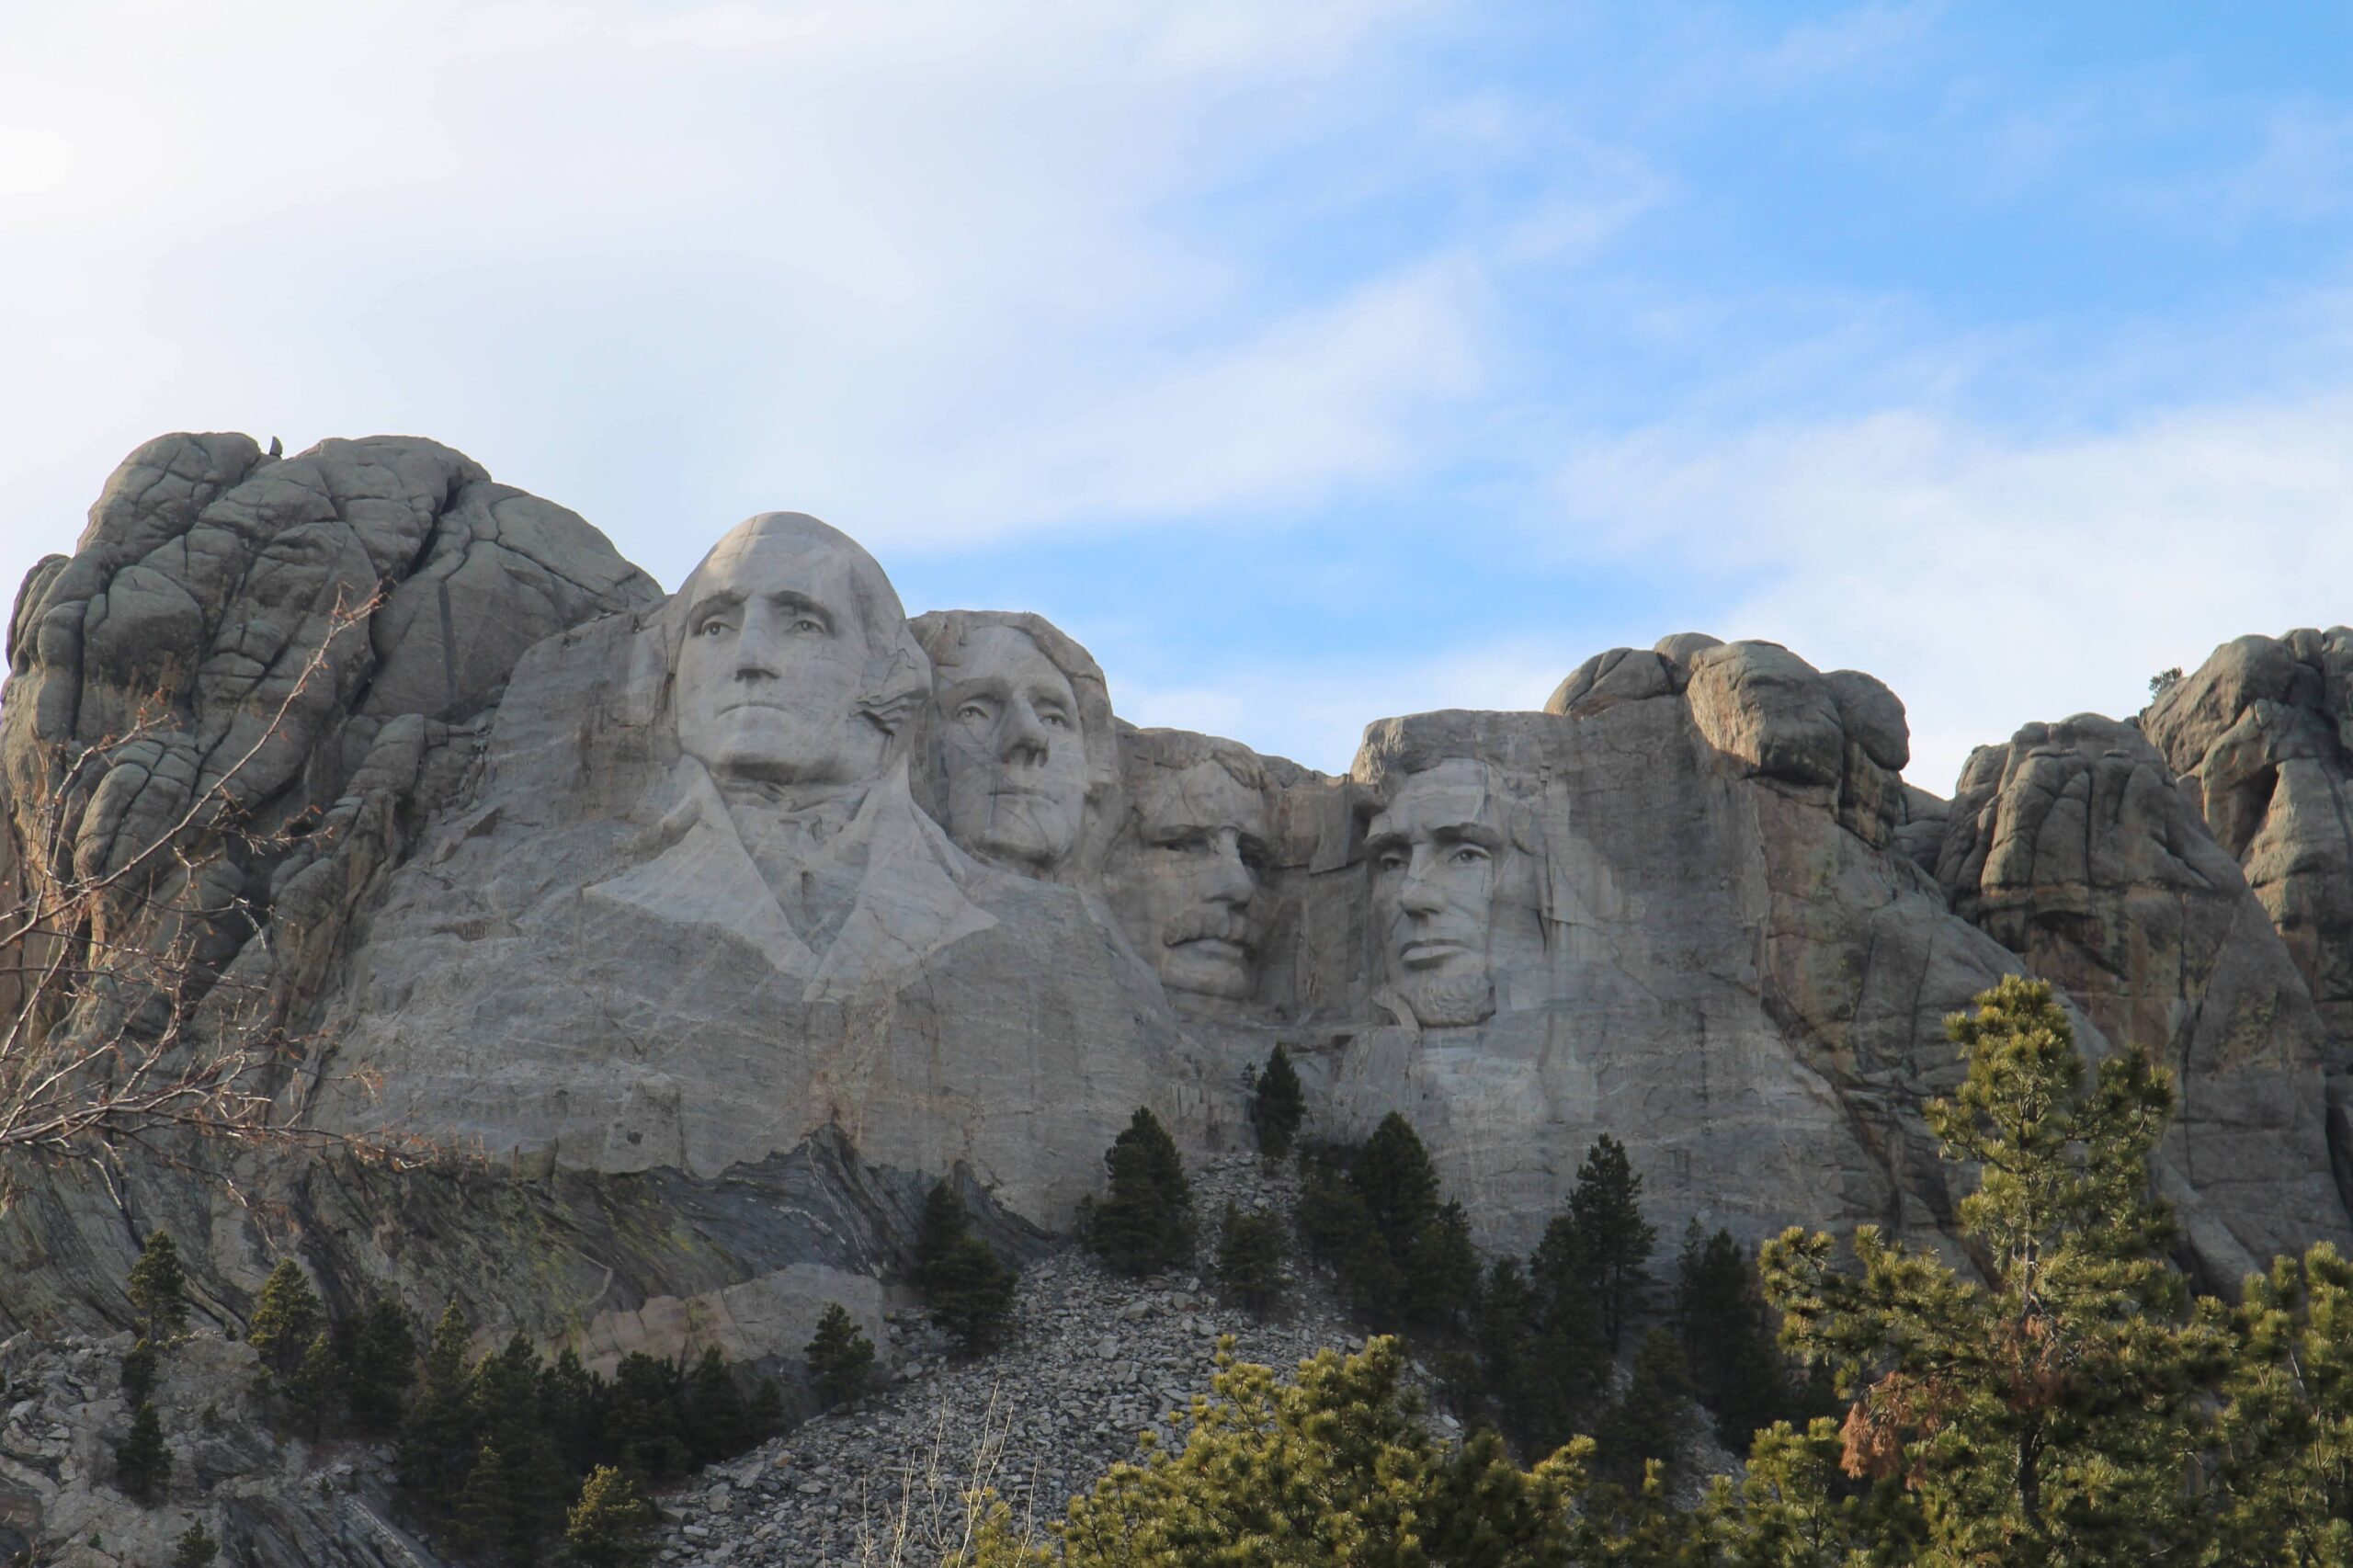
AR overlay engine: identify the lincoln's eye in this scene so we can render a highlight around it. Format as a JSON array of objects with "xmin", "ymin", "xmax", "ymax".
[
  {"xmin": 1450, "ymin": 845, "xmax": 1491, "ymax": 867},
  {"xmin": 1376, "ymin": 851, "xmax": 1407, "ymax": 873},
  {"xmin": 1040, "ymin": 710, "xmax": 1072, "ymax": 730}
]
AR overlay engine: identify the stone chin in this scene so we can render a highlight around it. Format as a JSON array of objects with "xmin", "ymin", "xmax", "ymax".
[
  {"xmin": 1392, "ymin": 972, "xmax": 1496, "ymax": 1029},
  {"xmin": 1158, "ymin": 937, "xmax": 1258, "ymax": 1002},
  {"xmin": 956, "ymin": 786, "xmax": 1086, "ymax": 873}
]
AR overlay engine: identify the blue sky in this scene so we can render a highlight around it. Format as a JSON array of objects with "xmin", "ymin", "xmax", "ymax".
[{"xmin": 6, "ymin": 2, "xmax": 2353, "ymax": 789}]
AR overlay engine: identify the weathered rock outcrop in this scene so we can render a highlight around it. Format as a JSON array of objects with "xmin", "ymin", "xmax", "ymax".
[
  {"xmin": 1938, "ymin": 714, "xmax": 2345, "ymax": 1270},
  {"xmin": 2144, "ymin": 631, "xmax": 2353, "ymax": 1058}
]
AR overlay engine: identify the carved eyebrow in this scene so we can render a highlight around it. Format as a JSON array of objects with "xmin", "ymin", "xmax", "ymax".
[
  {"xmin": 1362, "ymin": 828, "xmax": 1409, "ymax": 857},
  {"xmin": 765, "ymin": 591, "xmax": 835, "ymax": 630},
  {"xmin": 1431, "ymin": 822, "xmax": 1504, "ymax": 850},
  {"xmin": 684, "ymin": 589, "xmax": 745, "ymax": 626}
]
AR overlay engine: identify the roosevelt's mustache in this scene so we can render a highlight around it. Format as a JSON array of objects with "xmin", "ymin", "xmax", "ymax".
[{"xmin": 1162, "ymin": 910, "xmax": 1257, "ymax": 949}]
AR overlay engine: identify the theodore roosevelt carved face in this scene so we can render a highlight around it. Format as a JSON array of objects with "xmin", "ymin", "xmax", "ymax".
[
  {"xmin": 1108, "ymin": 747, "xmax": 1272, "ymax": 1002},
  {"xmin": 1364, "ymin": 757, "xmax": 1501, "ymax": 1028},
  {"xmin": 672, "ymin": 514, "xmax": 917, "ymax": 791}
]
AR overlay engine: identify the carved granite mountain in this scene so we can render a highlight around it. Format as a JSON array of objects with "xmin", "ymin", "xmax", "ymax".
[{"xmin": 4, "ymin": 435, "xmax": 2349, "ymax": 1443}]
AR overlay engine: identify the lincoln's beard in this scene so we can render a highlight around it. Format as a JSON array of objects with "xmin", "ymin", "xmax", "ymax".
[{"xmin": 1397, "ymin": 970, "xmax": 1495, "ymax": 1029}]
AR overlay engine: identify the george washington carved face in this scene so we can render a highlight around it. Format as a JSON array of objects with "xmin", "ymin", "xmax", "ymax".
[{"xmin": 671, "ymin": 513, "xmax": 918, "ymax": 790}]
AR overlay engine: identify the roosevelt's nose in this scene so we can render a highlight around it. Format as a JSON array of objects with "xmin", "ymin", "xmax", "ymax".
[
  {"xmin": 999, "ymin": 700, "xmax": 1051, "ymax": 766},
  {"xmin": 1203, "ymin": 832, "xmax": 1255, "ymax": 906}
]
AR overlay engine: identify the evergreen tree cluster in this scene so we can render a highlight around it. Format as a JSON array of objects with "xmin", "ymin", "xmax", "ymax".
[
  {"xmin": 957, "ymin": 976, "xmax": 2353, "ymax": 1566},
  {"xmin": 1244, "ymin": 1043, "xmax": 1305, "ymax": 1159},
  {"xmin": 915, "ymin": 1179, "xmax": 1020, "ymax": 1354},
  {"xmin": 1296, "ymin": 1111, "xmax": 1480, "ymax": 1337},
  {"xmin": 1084, "ymin": 1108, "xmax": 1195, "ymax": 1277},
  {"xmin": 397, "ymin": 1297, "xmax": 782, "ymax": 1564}
]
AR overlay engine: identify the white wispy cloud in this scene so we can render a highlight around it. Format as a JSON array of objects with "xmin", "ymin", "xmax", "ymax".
[{"xmin": 1550, "ymin": 387, "xmax": 2353, "ymax": 792}]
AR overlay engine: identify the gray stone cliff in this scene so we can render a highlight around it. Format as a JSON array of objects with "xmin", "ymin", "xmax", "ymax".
[{"xmin": 6, "ymin": 435, "xmax": 2353, "ymax": 1561}]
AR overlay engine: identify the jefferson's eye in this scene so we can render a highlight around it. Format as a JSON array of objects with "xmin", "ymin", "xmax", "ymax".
[{"xmin": 956, "ymin": 701, "xmax": 993, "ymax": 722}]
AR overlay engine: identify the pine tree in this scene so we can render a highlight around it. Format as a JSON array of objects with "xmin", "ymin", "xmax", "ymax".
[
  {"xmin": 1566, "ymin": 1134, "xmax": 1655, "ymax": 1352},
  {"xmin": 749, "ymin": 1377, "xmax": 786, "ymax": 1440},
  {"xmin": 170, "ymin": 1517, "xmax": 220, "ymax": 1567},
  {"xmin": 914, "ymin": 1181, "xmax": 1018, "ymax": 1355},
  {"xmin": 2200, "ymin": 1241, "xmax": 2353, "ymax": 1562},
  {"xmin": 1401, "ymin": 1199, "xmax": 1481, "ymax": 1338},
  {"xmin": 1760, "ymin": 975, "xmax": 2200, "ymax": 1566},
  {"xmin": 539, "ymin": 1346, "xmax": 605, "ymax": 1474},
  {"xmin": 453, "ymin": 1443, "xmax": 517, "ymax": 1563},
  {"xmin": 398, "ymin": 1298, "xmax": 478, "ymax": 1502},
  {"xmin": 246, "ymin": 1258, "xmax": 324, "ymax": 1389},
  {"xmin": 128, "ymin": 1230, "xmax": 188, "ymax": 1344},
  {"xmin": 1519, "ymin": 1210, "xmax": 1612, "ymax": 1455},
  {"xmin": 286, "ymin": 1331, "xmax": 341, "ymax": 1439},
  {"xmin": 1596, "ymin": 1328, "xmax": 1694, "ymax": 1484},
  {"xmin": 915, "ymin": 1177, "xmax": 972, "ymax": 1286},
  {"xmin": 1676, "ymin": 1221, "xmax": 1800, "ymax": 1451},
  {"xmin": 1352, "ymin": 1112, "xmax": 1440, "ymax": 1245},
  {"xmin": 469, "ymin": 1332, "xmax": 569, "ymax": 1557},
  {"xmin": 1248, "ymin": 1044, "xmax": 1306, "ymax": 1159},
  {"xmin": 1086, "ymin": 1107, "xmax": 1195, "ymax": 1277},
  {"xmin": 685, "ymin": 1346, "xmax": 753, "ymax": 1464},
  {"xmin": 806, "ymin": 1302, "xmax": 876, "ymax": 1407},
  {"xmin": 1213, "ymin": 1203, "xmax": 1290, "ymax": 1315},
  {"xmin": 566, "ymin": 1464, "xmax": 659, "ymax": 1568},
  {"xmin": 1046, "ymin": 1336, "xmax": 1589, "ymax": 1566},
  {"xmin": 116, "ymin": 1400, "xmax": 171, "ymax": 1504},
  {"xmin": 608, "ymin": 1352, "xmax": 691, "ymax": 1481},
  {"xmin": 120, "ymin": 1336, "xmax": 159, "ymax": 1405},
  {"xmin": 347, "ymin": 1295, "xmax": 417, "ymax": 1435}
]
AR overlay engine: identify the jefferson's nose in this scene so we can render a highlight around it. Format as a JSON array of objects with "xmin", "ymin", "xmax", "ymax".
[{"xmin": 1000, "ymin": 701, "xmax": 1051, "ymax": 765}]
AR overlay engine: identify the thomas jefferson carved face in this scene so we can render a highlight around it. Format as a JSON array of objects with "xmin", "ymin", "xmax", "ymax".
[
  {"xmin": 1113, "ymin": 758, "xmax": 1270, "ymax": 1001},
  {"xmin": 673, "ymin": 517, "xmax": 894, "ymax": 789},
  {"xmin": 1365, "ymin": 757, "xmax": 1501, "ymax": 1028},
  {"xmin": 932, "ymin": 625, "xmax": 1089, "ymax": 872}
]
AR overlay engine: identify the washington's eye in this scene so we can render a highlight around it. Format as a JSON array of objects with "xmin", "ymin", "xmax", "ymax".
[
  {"xmin": 697, "ymin": 618, "xmax": 730, "ymax": 638},
  {"xmin": 792, "ymin": 616, "xmax": 826, "ymax": 634}
]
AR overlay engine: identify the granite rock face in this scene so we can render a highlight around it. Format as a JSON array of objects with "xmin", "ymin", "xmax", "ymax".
[
  {"xmin": 5, "ymin": 436, "xmax": 2351, "ymax": 1460},
  {"xmin": 1938, "ymin": 713, "xmax": 2346, "ymax": 1271},
  {"xmin": 2145, "ymin": 631, "xmax": 2353, "ymax": 1056}
]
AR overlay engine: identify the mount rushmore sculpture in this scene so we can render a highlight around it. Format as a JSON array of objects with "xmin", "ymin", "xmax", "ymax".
[{"xmin": 3, "ymin": 432, "xmax": 2350, "ymax": 1378}]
